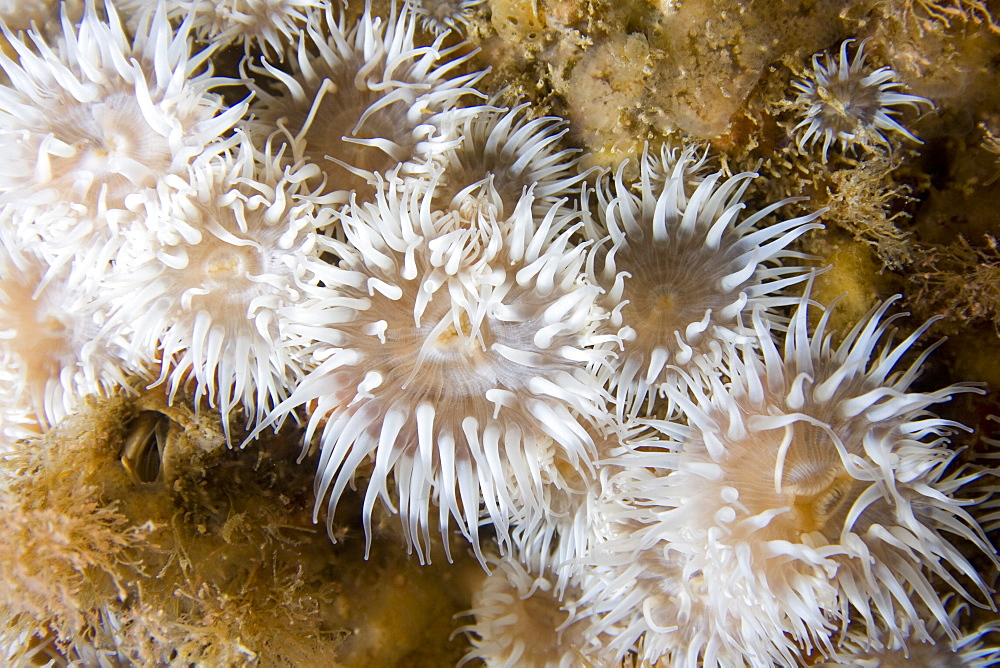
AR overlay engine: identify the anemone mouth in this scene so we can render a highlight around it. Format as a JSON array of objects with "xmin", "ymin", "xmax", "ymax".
[
  {"xmin": 358, "ymin": 291, "xmax": 501, "ymax": 404},
  {"xmin": 157, "ymin": 200, "xmax": 295, "ymax": 323},
  {"xmin": 184, "ymin": 228, "xmax": 273, "ymax": 305},
  {"xmin": 819, "ymin": 78, "xmax": 883, "ymax": 128},
  {"xmin": 202, "ymin": 246, "xmax": 258, "ymax": 284},
  {"xmin": 315, "ymin": 264, "xmax": 595, "ymax": 421}
]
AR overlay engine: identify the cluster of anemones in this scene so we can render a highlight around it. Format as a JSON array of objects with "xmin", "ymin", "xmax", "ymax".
[
  {"xmin": 0, "ymin": 0, "xmax": 246, "ymax": 444},
  {"xmin": 1, "ymin": 2, "xmax": 997, "ymax": 666}
]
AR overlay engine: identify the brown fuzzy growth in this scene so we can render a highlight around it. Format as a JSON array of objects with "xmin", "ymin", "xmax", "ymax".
[
  {"xmin": 0, "ymin": 390, "xmax": 477, "ymax": 665},
  {"xmin": 909, "ymin": 234, "xmax": 1000, "ymax": 334},
  {"xmin": 821, "ymin": 156, "xmax": 916, "ymax": 270}
]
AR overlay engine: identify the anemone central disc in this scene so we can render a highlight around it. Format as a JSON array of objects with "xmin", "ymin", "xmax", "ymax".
[
  {"xmin": 789, "ymin": 471, "xmax": 855, "ymax": 535},
  {"xmin": 205, "ymin": 247, "xmax": 255, "ymax": 281},
  {"xmin": 40, "ymin": 314, "xmax": 68, "ymax": 338},
  {"xmin": 432, "ymin": 311, "xmax": 482, "ymax": 354}
]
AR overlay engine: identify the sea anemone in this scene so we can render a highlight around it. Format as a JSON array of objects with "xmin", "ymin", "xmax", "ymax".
[
  {"xmin": 428, "ymin": 101, "xmax": 588, "ymax": 222},
  {"xmin": 246, "ymin": 2, "xmax": 485, "ymax": 203},
  {"xmin": 0, "ymin": 1, "xmax": 245, "ymax": 257},
  {"xmin": 506, "ymin": 428, "xmax": 599, "ymax": 582},
  {"xmin": 791, "ymin": 38, "xmax": 934, "ymax": 161},
  {"xmin": 407, "ymin": 0, "xmax": 485, "ymax": 36},
  {"xmin": 250, "ymin": 178, "xmax": 614, "ymax": 564},
  {"xmin": 577, "ymin": 294, "xmax": 995, "ymax": 666},
  {"xmin": 115, "ymin": 0, "xmax": 323, "ymax": 54},
  {"xmin": 0, "ymin": 349, "xmax": 45, "ymax": 450},
  {"xmin": 509, "ymin": 418, "xmax": 650, "ymax": 587},
  {"xmin": 0, "ymin": 227, "xmax": 130, "ymax": 437},
  {"xmin": 583, "ymin": 146, "xmax": 823, "ymax": 417},
  {"xmin": 456, "ymin": 553, "xmax": 597, "ymax": 668},
  {"xmin": 818, "ymin": 594, "xmax": 1000, "ymax": 666},
  {"xmin": 105, "ymin": 137, "xmax": 331, "ymax": 442}
]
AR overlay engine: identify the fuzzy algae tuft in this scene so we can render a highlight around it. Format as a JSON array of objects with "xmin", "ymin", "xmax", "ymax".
[{"xmin": 0, "ymin": 390, "xmax": 479, "ymax": 665}]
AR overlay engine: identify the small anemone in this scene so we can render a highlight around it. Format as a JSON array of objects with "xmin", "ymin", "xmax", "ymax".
[
  {"xmin": 247, "ymin": 2, "xmax": 484, "ymax": 204},
  {"xmin": 456, "ymin": 553, "xmax": 597, "ymax": 668},
  {"xmin": 0, "ymin": 227, "xmax": 132, "ymax": 436},
  {"xmin": 249, "ymin": 178, "xmax": 615, "ymax": 564},
  {"xmin": 116, "ymin": 0, "xmax": 323, "ymax": 55},
  {"xmin": 583, "ymin": 145, "xmax": 823, "ymax": 417},
  {"xmin": 791, "ymin": 38, "xmax": 934, "ymax": 161},
  {"xmin": 818, "ymin": 594, "xmax": 1000, "ymax": 667},
  {"xmin": 407, "ymin": 0, "xmax": 485, "ymax": 36},
  {"xmin": 507, "ymin": 419, "xmax": 636, "ymax": 586}
]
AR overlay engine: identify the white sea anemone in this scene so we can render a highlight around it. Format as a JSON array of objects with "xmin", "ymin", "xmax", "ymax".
[
  {"xmin": 0, "ymin": 1, "xmax": 245, "ymax": 251},
  {"xmin": 115, "ymin": 0, "xmax": 323, "ymax": 54},
  {"xmin": 106, "ymin": 137, "xmax": 331, "ymax": 442},
  {"xmin": 250, "ymin": 178, "xmax": 614, "ymax": 563},
  {"xmin": 509, "ymin": 418, "xmax": 649, "ymax": 588},
  {"xmin": 429, "ymin": 101, "xmax": 588, "ymax": 222},
  {"xmin": 637, "ymin": 142, "xmax": 713, "ymax": 194},
  {"xmin": 407, "ymin": 0, "xmax": 485, "ymax": 36},
  {"xmin": 247, "ymin": 2, "xmax": 485, "ymax": 203},
  {"xmin": 791, "ymin": 38, "xmax": 934, "ymax": 161},
  {"xmin": 578, "ymin": 295, "xmax": 995, "ymax": 666},
  {"xmin": 507, "ymin": 428, "xmax": 600, "ymax": 584},
  {"xmin": 583, "ymin": 146, "xmax": 823, "ymax": 417},
  {"xmin": 818, "ymin": 595, "xmax": 1000, "ymax": 666},
  {"xmin": 0, "ymin": 227, "xmax": 131, "ymax": 436},
  {"xmin": 457, "ymin": 554, "xmax": 596, "ymax": 668}
]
